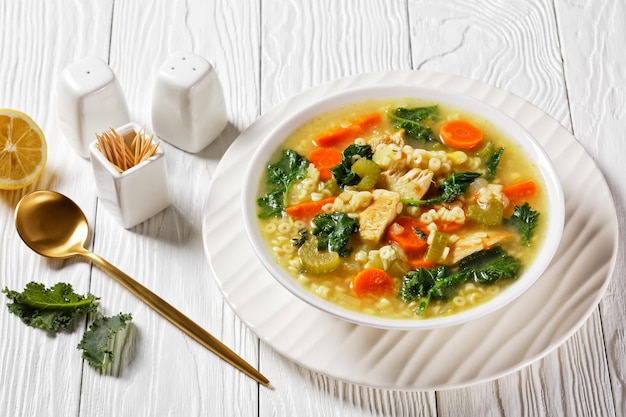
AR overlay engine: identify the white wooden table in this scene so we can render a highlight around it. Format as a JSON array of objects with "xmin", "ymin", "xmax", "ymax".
[{"xmin": 1, "ymin": 1, "xmax": 623, "ymax": 415}]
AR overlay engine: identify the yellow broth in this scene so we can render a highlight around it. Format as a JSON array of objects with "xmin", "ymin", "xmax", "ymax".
[{"xmin": 256, "ymin": 98, "xmax": 547, "ymax": 319}]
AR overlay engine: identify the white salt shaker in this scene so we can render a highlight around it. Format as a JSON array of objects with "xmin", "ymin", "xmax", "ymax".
[
  {"xmin": 151, "ymin": 51, "xmax": 228, "ymax": 153},
  {"xmin": 89, "ymin": 122, "xmax": 170, "ymax": 229},
  {"xmin": 57, "ymin": 57, "xmax": 131, "ymax": 158}
]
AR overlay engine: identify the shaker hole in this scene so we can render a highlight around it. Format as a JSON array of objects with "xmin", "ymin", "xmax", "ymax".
[
  {"xmin": 192, "ymin": 67, "xmax": 196, "ymax": 71},
  {"xmin": 171, "ymin": 66, "xmax": 176, "ymax": 70}
]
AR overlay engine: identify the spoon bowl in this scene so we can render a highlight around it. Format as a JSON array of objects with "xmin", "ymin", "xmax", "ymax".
[
  {"xmin": 15, "ymin": 190, "xmax": 90, "ymax": 259},
  {"xmin": 14, "ymin": 190, "xmax": 270, "ymax": 386}
]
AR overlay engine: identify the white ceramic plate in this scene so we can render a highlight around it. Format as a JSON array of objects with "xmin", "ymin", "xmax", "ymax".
[{"xmin": 202, "ymin": 71, "xmax": 618, "ymax": 390}]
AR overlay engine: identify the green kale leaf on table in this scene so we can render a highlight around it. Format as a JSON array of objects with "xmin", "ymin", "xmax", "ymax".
[
  {"xmin": 4, "ymin": 281, "xmax": 132, "ymax": 370},
  {"xmin": 77, "ymin": 313, "xmax": 133, "ymax": 370},
  {"xmin": 2, "ymin": 281, "xmax": 98, "ymax": 332}
]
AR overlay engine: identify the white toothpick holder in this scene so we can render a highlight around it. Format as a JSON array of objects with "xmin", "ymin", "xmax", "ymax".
[
  {"xmin": 89, "ymin": 123, "xmax": 170, "ymax": 229},
  {"xmin": 57, "ymin": 57, "xmax": 131, "ymax": 158},
  {"xmin": 151, "ymin": 51, "xmax": 228, "ymax": 153}
]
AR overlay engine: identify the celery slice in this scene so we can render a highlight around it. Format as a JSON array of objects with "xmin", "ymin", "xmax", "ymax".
[
  {"xmin": 467, "ymin": 200, "xmax": 503, "ymax": 226},
  {"xmin": 299, "ymin": 237, "xmax": 340, "ymax": 274},
  {"xmin": 425, "ymin": 231, "xmax": 449, "ymax": 263},
  {"xmin": 351, "ymin": 158, "xmax": 381, "ymax": 191}
]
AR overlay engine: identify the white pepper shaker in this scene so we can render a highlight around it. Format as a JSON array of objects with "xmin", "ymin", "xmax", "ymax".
[
  {"xmin": 57, "ymin": 57, "xmax": 130, "ymax": 158},
  {"xmin": 151, "ymin": 51, "xmax": 228, "ymax": 153}
]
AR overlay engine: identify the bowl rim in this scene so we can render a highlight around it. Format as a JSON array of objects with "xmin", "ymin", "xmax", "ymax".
[{"xmin": 241, "ymin": 84, "xmax": 565, "ymax": 331}]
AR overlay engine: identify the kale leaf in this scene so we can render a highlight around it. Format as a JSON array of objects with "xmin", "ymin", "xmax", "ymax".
[
  {"xmin": 402, "ymin": 172, "xmax": 481, "ymax": 206},
  {"xmin": 399, "ymin": 265, "xmax": 462, "ymax": 315},
  {"xmin": 3, "ymin": 282, "xmax": 99, "ymax": 332},
  {"xmin": 398, "ymin": 246, "xmax": 521, "ymax": 315},
  {"xmin": 457, "ymin": 246, "xmax": 521, "ymax": 284},
  {"xmin": 399, "ymin": 265, "xmax": 452, "ymax": 300},
  {"xmin": 485, "ymin": 147, "xmax": 504, "ymax": 181},
  {"xmin": 329, "ymin": 143, "xmax": 374, "ymax": 188},
  {"xmin": 312, "ymin": 212, "xmax": 359, "ymax": 257},
  {"xmin": 292, "ymin": 228, "xmax": 307, "ymax": 247},
  {"xmin": 257, "ymin": 191, "xmax": 283, "ymax": 219},
  {"xmin": 5, "ymin": 281, "xmax": 133, "ymax": 371},
  {"xmin": 388, "ymin": 106, "xmax": 439, "ymax": 142},
  {"xmin": 77, "ymin": 313, "xmax": 132, "ymax": 370},
  {"xmin": 257, "ymin": 149, "xmax": 309, "ymax": 218},
  {"xmin": 505, "ymin": 202, "xmax": 540, "ymax": 246},
  {"xmin": 413, "ymin": 227, "xmax": 427, "ymax": 241}
]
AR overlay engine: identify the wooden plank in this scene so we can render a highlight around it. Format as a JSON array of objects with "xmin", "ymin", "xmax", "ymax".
[
  {"xmin": 0, "ymin": 0, "xmax": 113, "ymax": 416},
  {"xmin": 437, "ymin": 313, "xmax": 612, "ymax": 416},
  {"xmin": 259, "ymin": 0, "xmax": 437, "ymax": 415},
  {"xmin": 75, "ymin": 1, "xmax": 261, "ymax": 416},
  {"xmin": 406, "ymin": 0, "xmax": 614, "ymax": 415},
  {"xmin": 409, "ymin": 0, "xmax": 570, "ymax": 126},
  {"xmin": 555, "ymin": 0, "xmax": 626, "ymax": 415},
  {"xmin": 259, "ymin": 0, "xmax": 411, "ymax": 112},
  {"xmin": 3, "ymin": 0, "xmax": 622, "ymax": 416}
]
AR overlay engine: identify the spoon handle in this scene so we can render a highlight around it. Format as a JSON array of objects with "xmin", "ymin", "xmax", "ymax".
[{"xmin": 82, "ymin": 250, "xmax": 270, "ymax": 387}]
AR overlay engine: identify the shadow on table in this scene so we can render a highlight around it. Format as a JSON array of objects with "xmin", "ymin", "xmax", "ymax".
[
  {"xmin": 118, "ymin": 122, "xmax": 242, "ymax": 244},
  {"xmin": 0, "ymin": 167, "xmax": 61, "ymax": 211}
]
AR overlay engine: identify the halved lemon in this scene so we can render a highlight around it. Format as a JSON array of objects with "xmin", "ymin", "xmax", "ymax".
[{"xmin": 0, "ymin": 109, "xmax": 47, "ymax": 190}]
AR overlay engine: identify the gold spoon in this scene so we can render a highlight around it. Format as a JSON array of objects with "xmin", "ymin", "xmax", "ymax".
[{"xmin": 14, "ymin": 190, "xmax": 270, "ymax": 387}]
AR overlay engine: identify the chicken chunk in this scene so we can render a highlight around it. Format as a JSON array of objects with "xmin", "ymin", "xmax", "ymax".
[
  {"xmin": 378, "ymin": 168, "xmax": 434, "ymax": 201},
  {"xmin": 358, "ymin": 189, "xmax": 401, "ymax": 243},
  {"xmin": 447, "ymin": 231, "xmax": 512, "ymax": 265}
]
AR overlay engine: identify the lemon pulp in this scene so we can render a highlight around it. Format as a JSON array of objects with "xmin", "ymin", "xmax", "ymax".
[{"xmin": 0, "ymin": 109, "xmax": 47, "ymax": 190}]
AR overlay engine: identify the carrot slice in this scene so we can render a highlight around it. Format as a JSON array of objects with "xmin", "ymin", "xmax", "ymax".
[
  {"xmin": 353, "ymin": 112, "xmax": 381, "ymax": 131},
  {"xmin": 352, "ymin": 268, "xmax": 394, "ymax": 298},
  {"xmin": 439, "ymin": 120, "xmax": 484, "ymax": 150},
  {"xmin": 502, "ymin": 180, "xmax": 537, "ymax": 202},
  {"xmin": 307, "ymin": 147, "xmax": 342, "ymax": 181},
  {"xmin": 314, "ymin": 112, "xmax": 381, "ymax": 148},
  {"xmin": 386, "ymin": 216, "xmax": 429, "ymax": 255},
  {"xmin": 285, "ymin": 197, "xmax": 336, "ymax": 221},
  {"xmin": 408, "ymin": 258, "xmax": 439, "ymax": 269},
  {"xmin": 314, "ymin": 126, "xmax": 357, "ymax": 148}
]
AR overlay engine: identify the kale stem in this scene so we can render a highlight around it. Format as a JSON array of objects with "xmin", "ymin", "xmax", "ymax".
[{"xmin": 24, "ymin": 296, "xmax": 96, "ymax": 310}]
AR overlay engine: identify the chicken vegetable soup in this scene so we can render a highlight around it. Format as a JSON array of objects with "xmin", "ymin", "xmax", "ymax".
[{"xmin": 255, "ymin": 98, "xmax": 547, "ymax": 319}]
